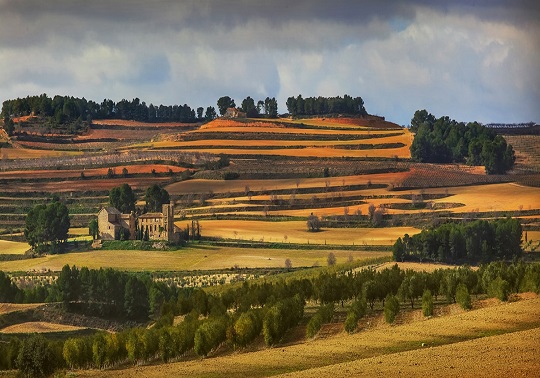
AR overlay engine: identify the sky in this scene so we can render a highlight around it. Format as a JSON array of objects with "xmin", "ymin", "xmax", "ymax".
[{"xmin": 0, "ymin": 0, "xmax": 539, "ymax": 125}]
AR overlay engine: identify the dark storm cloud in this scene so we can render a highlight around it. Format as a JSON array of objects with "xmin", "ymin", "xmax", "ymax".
[{"xmin": 0, "ymin": 0, "xmax": 538, "ymax": 124}]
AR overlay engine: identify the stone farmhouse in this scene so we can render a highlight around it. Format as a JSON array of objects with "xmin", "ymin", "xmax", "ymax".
[
  {"xmin": 224, "ymin": 107, "xmax": 246, "ymax": 118},
  {"xmin": 97, "ymin": 201, "xmax": 180, "ymax": 242}
]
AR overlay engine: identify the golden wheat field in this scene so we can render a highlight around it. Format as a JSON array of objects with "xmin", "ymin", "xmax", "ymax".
[
  {"xmin": 196, "ymin": 220, "xmax": 419, "ymax": 246},
  {"xmin": 74, "ymin": 295, "xmax": 540, "ymax": 378}
]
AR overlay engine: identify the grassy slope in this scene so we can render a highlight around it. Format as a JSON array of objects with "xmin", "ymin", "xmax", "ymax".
[{"xmin": 74, "ymin": 295, "xmax": 540, "ymax": 378}]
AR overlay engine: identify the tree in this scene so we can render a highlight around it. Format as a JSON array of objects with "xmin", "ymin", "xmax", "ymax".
[
  {"xmin": 307, "ymin": 213, "xmax": 321, "ymax": 232},
  {"xmin": 421, "ymin": 289, "xmax": 434, "ymax": 316},
  {"xmin": 196, "ymin": 107, "xmax": 204, "ymax": 119},
  {"xmin": 17, "ymin": 334, "xmax": 55, "ymax": 377},
  {"xmin": 241, "ymin": 96, "xmax": 258, "ymax": 117},
  {"xmin": 109, "ymin": 183, "xmax": 136, "ymax": 213},
  {"xmin": 384, "ymin": 294, "xmax": 400, "ymax": 323},
  {"xmin": 285, "ymin": 258, "xmax": 292, "ymax": 269},
  {"xmin": 327, "ymin": 252, "xmax": 336, "ymax": 266},
  {"xmin": 24, "ymin": 199, "xmax": 70, "ymax": 252},
  {"xmin": 88, "ymin": 218, "xmax": 99, "ymax": 240},
  {"xmin": 145, "ymin": 184, "xmax": 170, "ymax": 212},
  {"xmin": 3, "ymin": 117, "xmax": 14, "ymax": 136},
  {"xmin": 217, "ymin": 96, "xmax": 235, "ymax": 116},
  {"xmin": 124, "ymin": 277, "xmax": 149, "ymax": 320},
  {"xmin": 205, "ymin": 106, "xmax": 217, "ymax": 120},
  {"xmin": 234, "ymin": 310, "xmax": 262, "ymax": 347},
  {"xmin": 456, "ymin": 283, "xmax": 471, "ymax": 310},
  {"xmin": 343, "ymin": 311, "xmax": 359, "ymax": 334}
]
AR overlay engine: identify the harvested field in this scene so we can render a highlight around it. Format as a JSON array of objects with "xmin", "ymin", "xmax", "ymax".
[
  {"xmin": 0, "ymin": 303, "xmax": 42, "ymax": 315},
  {"xmin": 431, "ymin": 182, "xmax": 540, "ymax": 213},
  {"xmin": 194, "ymin": 126, "xmax": 402, "ymax": 136},
  {"xmin": 270, "ymin": 116, "xmax": 402, "ymax": 129},
  {"xmin": 75, "ymin": 295, "xmax": 540, "ymax": 378},
  {"xmin": 0, "ymin": 247, "xmax": 389, "ymax": 272},
  {"xmin": 197, "ymin": 220, "xmax": 419, "ymax": 246},
  {"xmin": 0, "ymin": 240, "xmax": 29, "ymax": 255},
  {"xmin": 167, "ymin": 173, "xmax": 408, "ymax": 195},
  {"xmin": 375, "ymin": 261, "xmax": 476, "ymax": 272},
  {"xmin": 148, "ymin": 134, "xmax": 409, "ymax": 149},
  {"xmin": 0, "ymin": 164, "xmax": 186, "ymax": 180},
  {"xmin": 0, "ymin": 321, "xmax": 87, "ymax": 334},
  {"xmin": 0, "ymin": 176, "xmax": 172, "ymax": 193},
  {"xmin": 149, "ymin": 146, "xmax": 411, "ymax": 159}
]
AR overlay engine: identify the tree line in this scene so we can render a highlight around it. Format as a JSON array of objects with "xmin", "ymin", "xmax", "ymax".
[
  {"xmin": 392, "ymin": 218, "xmax": 523, "ymax": 264},
  {"xmin": 1, "ymin": 94, "xmax": 203, "ymax": 125},
  {"xmin": 1, "ymin": 260, "xmax": 539, "ymax": 375},
  {"xmin": 285, "ymin": 94, "xmax": 367, "ymax": 117},
  {"xmin": 2, "ymin": 93, "xmax": 372, "ymax": 131},
  {"xmin": 410, "ymin": 109, "xmax": 515, "ymax": 174}
]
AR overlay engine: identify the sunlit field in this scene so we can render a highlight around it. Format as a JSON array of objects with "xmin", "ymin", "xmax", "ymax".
[
  {"xmin": 0, "ymin": 246, "xmax": 390, "ymax": 272},
  {"xmin": 196, "ymin": 220, "xmax": 420, "ymax": 246}
]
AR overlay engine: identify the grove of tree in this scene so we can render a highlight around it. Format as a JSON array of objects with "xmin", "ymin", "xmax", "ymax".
[{"xmin": 409, "ymin": 109, "xmax": 515, "ymax": 174}]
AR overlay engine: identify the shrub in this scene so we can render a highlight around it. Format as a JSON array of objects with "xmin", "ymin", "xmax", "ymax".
[
  {"xmin": 384, "ymin": 294, "xmax": 400, "ymax": 324},
  {"xmin": 421, "ymin": 289, "xmax": 434, "ymax": 316}
]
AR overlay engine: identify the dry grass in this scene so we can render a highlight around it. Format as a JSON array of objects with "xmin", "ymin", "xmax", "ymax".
[
  {"xmin": 0, "ymin": 246, "xmax": 389, "ymax": 272},
  {"xmin": 197, "ymin": 220, "xmax": 419, "ymax": 246},
  {"xmin": 75, "ymin": 295, "xmax": 540, "ymax": 378},
  {"xmin": 0, "ymin": 321, "xmax": 86, "ymax": 334},
  {"xmin": 0, "ymin": 303, "xmax": 42, "ymax": 315},
  {"xmin": 0, "ymin": 240, "xmax": 30, "ymax": 255}
]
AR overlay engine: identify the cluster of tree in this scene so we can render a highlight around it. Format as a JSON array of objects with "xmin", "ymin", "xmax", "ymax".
[
  {"xmin": 285, "ymin": 94, "xmax": 367, "ymax": 117},
  {"xmin": 410, "ymin": 109, "xmax": 515, "ymax": 174},
  {"xmin": 1, "ymin": 94, "xmax": 205, "ymax": 125},
  {"xmin": 1, "ymin": 260, "xmax": 540, "ymax": 374},
  {"xmin": 108, "ymin": 183, "xmax": 170, "ymax": 214},
  {"xmin": 24, "ymin": 197, "xmax": 70, "ymax": 254},
  {"xmin": 217, "ymin": 96, "xmax": 278, "ymax": 118},
  {"xmin": 392, "ymin": 218, "xmax": 523, "ymax": 264}
]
